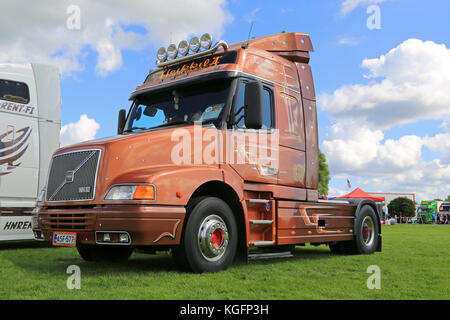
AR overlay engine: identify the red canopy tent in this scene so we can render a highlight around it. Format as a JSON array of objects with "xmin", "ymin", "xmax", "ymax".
[{"xmin": 337, "ymin": 188, "xmax": 385, "ymax": 202}]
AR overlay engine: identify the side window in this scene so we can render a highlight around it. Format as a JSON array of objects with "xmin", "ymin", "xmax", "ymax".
[
  {"xmin": 234, "ymin": 81, "xmax": 274, "ymax": 130},
  {"xmin": 0, "ymin": 79, "xmax": 30, "ymax": 104},
  {"xmin": 262, "ymin": 89, "xmax": 272, "ymax": 129}
]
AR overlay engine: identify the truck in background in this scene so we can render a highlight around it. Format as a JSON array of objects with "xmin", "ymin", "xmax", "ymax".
[
  {"xmin": 33, "ymin": 32, "xmax": 381, "ymax": 273},
  {"xmin": 416, "ymin": 200, "xmax": 437, "ymax": 224},
  {"xmin": 0, "ymin": 63, "xmax": 60, "ymax": 241},
  {"xmin": 438, "ymin": 202, "xmax": 450, "ymax": 224}
]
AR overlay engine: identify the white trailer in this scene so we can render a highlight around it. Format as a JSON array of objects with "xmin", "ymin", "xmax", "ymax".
[{"xmin": 0, "ymin": 63, "xmax": 60, "ymax": 240}]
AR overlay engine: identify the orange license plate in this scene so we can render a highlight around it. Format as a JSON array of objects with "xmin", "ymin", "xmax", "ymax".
[{"xmin": 52, "ymin": 232, "xmax": 77, "ymax": 247}]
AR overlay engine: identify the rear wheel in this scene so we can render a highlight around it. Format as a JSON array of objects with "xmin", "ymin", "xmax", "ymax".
[
  {"xmin": 354, "ymin": 206, "xmax": 379, "ymax": 254},
  {"xmin": 76, "ymin": 244, "xmax": 134, "ymax": 262},
  {"xmin": 174, "ymin": 197, "xmax": 238, "ymax": 273},
  {"xmin": 329, "ymin": 205, "xmax": 379, "ymax": 255}
]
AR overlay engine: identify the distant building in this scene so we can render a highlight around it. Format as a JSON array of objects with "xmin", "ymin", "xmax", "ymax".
[{"xmin": 367, "ymin": 192, "xmax": 416, "ymax": 204}]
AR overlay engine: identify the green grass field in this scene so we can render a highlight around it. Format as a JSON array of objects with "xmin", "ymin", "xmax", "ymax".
[{"xmin": 0, "ymin": 224, "xmax": 448, "ymax": 300}]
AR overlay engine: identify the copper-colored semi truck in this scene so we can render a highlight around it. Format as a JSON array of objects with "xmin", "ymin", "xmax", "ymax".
[{"xmin": 32, "ymin": 32, "xmax": 381, "ymax": 273}]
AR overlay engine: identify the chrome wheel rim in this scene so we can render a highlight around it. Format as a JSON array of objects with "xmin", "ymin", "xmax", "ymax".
[
  {"xmin": 198, "ymin": 215, "xmax": 229, "ymax": 262},
  {"xmin": 361, "ymin": 216, "xmax": 375, "ymax": 247}
]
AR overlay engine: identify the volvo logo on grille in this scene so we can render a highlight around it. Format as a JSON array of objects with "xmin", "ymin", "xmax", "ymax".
[
  {"xmin": 65, "ymin": 170, "xmax": 75, "ymax": 183},
  {"xmin": 78, "ymin": 186, "xmax": 91, "ymax": 193}
]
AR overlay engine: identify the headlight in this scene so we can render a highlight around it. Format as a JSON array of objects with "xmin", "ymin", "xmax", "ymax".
[
  {"xmin": 157, "ymin": 47, "xmax": 168, "ymax": 62},
  {"xmin": 189, "ymin": 37, "xmax": 200, "ymax": 53},
  {"xmin": 104, "ymin": 185, "xmax": 156, "ymax": 201},
  {"xmin": 200, "ymin": 33, "xmax": 212, "ymax": 49},
  {"xmin": 167, "ymin": 44, "xmax": 178, "ymax": 59},
  {"xmin": 178, "ymin": 40, "xmax": 189, "ymax": 56}
]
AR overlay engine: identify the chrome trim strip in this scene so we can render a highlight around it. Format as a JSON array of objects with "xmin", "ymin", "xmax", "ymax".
[
  {"xmin": 156, "ymin": 41, "xmax": 229, "ymax": 68},
  {"xmin": 153, "ymin": 220, "xmax": 181, "ymax": 243},
  {"xmin": 280, "ymin": 234, "xmax": 354, "ymax": 239},
  {"xmin": 318, "ymin": 200, "xmax": 350, "ymax": 204}
]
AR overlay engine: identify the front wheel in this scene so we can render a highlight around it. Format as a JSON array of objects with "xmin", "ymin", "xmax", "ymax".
[{"xmin": 174, "ymin": 197, "xmax": 238, "ymax": 273}]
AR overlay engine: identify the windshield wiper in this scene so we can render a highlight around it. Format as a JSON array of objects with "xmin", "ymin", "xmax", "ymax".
[
  {"xmin": 123, "ymin": 126, "xmax": 149, "ymax": 133},
  {"xmin": 151, "ymin": 120, "xmax": 195, "ymax": 129}
]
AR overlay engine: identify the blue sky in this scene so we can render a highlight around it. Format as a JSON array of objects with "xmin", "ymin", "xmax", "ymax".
[{"xmin": 2, "ymin": 0, "xmax": 449, "ymax": 201}]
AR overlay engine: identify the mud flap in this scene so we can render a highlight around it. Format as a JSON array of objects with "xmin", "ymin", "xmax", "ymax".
[{"xmin": 376, "ymin": 234, "xmax": 382, "ymax": 252}]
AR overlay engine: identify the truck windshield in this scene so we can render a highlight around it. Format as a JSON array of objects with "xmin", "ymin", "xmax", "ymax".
[{"xmin": 125, "ymin": 79, "xmax": 231, "ymax": 132}]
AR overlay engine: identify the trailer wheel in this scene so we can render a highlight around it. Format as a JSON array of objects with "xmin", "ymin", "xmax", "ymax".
[
  {"xmin": 76, "ymin": 244, "xmax": 133, "ymax": 262},
  {"xmin": 176, "ymin": 197, "xmax": 238, "ymax": 273}
]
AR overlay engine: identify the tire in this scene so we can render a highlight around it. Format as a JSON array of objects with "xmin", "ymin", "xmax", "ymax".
[
  {"xmin": 329, "ymin": 205, "xmax": 379, "ymax": 255},
  {"xmin": 76, "ymin": 244, "xmax": 134, "ymax": 262},
  {"xmin": 329, "ymin": 242, "xmax": 345, "ymax": 254},
  {"xmin": 353, "ymin": 205, "xmax": 379, "ymax": 254},
  {"xmin": 175, "ymin": 197, "xmax": 238, "ymax": 273},
  {"xmin": 76, "ymin": 243, "xmax": 94, "ymax": 261}
]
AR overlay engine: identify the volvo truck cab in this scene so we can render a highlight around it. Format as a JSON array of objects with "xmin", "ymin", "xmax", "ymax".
[{"xmin": 34, "ymin": 33, "xmax": 381, "ymax": 272}]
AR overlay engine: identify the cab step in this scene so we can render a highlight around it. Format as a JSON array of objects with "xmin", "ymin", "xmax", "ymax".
[
  {"xmin": 248, "ymin": 251, "xmax": 293, "ymax": 261},
  {"xmin": 247, "ymin": 199, "xmax": 270, "ymax": 204},
  {"xmin": 250, "ymin": 220, "xmax": 273, "ymax": 225},
  {"xmin": 251, "ymin": 240, "xmax": 275, "ymax": 246}
]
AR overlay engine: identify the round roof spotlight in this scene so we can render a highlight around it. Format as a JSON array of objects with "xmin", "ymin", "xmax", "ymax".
[
  {"xmin": 167, "ymin": 44, "xmax": 178, "ymax": 59},
  {"xmin": 200, "ymin": 33, "xmax": 212, "ymax": 49},
  {"xmin": 189, "ymin": 37, "xmax": 201, "ymax": 53},
  {"xmin": 178, "ymin": 40, "xmax": 189, "ymax": 56},
  {"xmin": 157, "ymin": 47, "xmax": 168, "ymax": 62}
]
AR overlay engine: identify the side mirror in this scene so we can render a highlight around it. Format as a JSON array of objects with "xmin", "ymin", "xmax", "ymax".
[
  {"xmin": 244, "ymin": 81, "xmax": 263, "ymax": 129},
  {"xmin": 117, "ymin": 109, "xmax": 126, "ymax": 134}
]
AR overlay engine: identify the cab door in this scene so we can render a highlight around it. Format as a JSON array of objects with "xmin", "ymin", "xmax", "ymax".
[{"xmin": 224, "ymin": 79, "xmax": 278, "ymax": 184}]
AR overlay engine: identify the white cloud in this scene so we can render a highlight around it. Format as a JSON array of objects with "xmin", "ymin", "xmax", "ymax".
[
  {"xmin": 320, "ymin": 38, "xmax": 450, "ymax": 201},
  {"xmin": 323, "ymin": 123, "xmax": 450, "ymax": 201},
  {"xmin": 60, "ymin": 114, "xmax": 100, "ymax": 147},
  {"xmin": 423, "ymin": 131, "xmax": 450, "ymax": 165},
  {"xmin": 319, "ymin": 39, "xmax": 450, "ymax": 129},
  {"xmin": 0, "ymin": 0, "xmax": 233, "ymax": 76},
  {"xmin": 322, "ymin": 120, "xmax": 423, "ymax": 177},
  {"xmin": 340, "ymin": 0, "xmax": 388, "ymax": 16}
]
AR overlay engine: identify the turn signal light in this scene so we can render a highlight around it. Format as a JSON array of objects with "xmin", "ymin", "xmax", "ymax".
[{"xmin": 133, "ymin": 185, "xmax": 155, "ymax": 200}]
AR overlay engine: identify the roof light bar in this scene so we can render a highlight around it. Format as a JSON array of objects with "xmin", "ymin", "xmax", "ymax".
[{"xmin": 155, "ymin": 33, "xmax": 228, "ymax": 68}]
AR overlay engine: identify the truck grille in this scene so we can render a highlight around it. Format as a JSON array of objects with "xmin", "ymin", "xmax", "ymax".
[
  {"xmin": 46, "ymin": 149, "xmax": 101, "ymax": 202},
  {"xmin": 41, "ymin": 207, "xmax": 97, "ymax": 231},
  {"xmin": 49, "ymin": 213, "xmax": 87, "ymax": 230}
]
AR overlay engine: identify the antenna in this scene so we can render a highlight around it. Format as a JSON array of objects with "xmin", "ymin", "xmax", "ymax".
[
  {"xmin": 247, "ymin": 21, "xmax": 254, "ymax": 42},
  {"xmin": 242, "ymin": 21, "xmax": 254, "ymax": 49}
]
